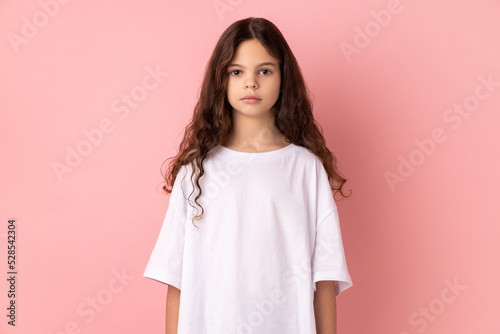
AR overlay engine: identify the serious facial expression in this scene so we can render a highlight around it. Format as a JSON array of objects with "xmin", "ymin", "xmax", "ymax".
[{"xmin": 226, "ymin": 39, "xmax": 281, "ymax": 118}]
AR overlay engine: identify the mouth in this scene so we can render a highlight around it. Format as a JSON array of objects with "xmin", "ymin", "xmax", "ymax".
[
  {"xmin": 240, "ymin": 97, "xmax": 261, "ymax": 104},
  {"xmin": 240, "ymin": 95, "xmax": 261, "ymax": 104}
]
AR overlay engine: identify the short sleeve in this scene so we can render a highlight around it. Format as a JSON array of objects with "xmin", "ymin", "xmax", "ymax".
[
  {"xmin": 143, "ymin": 165, "xmax": 188, "ymax": 290},
  {"xmin": 311, "ymin": 160, "xmax": 353, "ymax": 296},
  {"xmin": 311, "ymin": 208, "xmax": 353, "ymax": 296}
]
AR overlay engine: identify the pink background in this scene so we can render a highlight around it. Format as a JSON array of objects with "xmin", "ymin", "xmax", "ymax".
[{"xmin": 1, "ymin": 0, "xmax": 499, "ymax": 333}]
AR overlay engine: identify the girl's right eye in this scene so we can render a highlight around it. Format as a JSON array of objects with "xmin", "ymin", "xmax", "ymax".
[{"xmin": 229, "ymin": 70, "xmax": 241, "ymax": 76}]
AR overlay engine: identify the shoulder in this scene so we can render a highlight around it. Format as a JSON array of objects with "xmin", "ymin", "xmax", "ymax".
[
  {"xmin": 287, "ymin": 143, "xmax": 313, "ymax": 158},
  {"xmin": 172, "ymin": 163, "xmax": 194, "ymax": 198},
  {"xmin": 291, "ymin": 144, "xmax": 325, "ymax": 169}
]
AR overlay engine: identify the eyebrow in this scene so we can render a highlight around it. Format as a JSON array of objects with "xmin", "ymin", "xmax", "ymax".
[{"xmin": 227, "ymin": 62, "xmax": 277, "ymax": 69}]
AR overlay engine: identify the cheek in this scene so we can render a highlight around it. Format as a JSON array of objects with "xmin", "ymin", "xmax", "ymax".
[
  {"xmin": 271, "ymin": 78, "xmax": 281, "ymax": 96},
  {"xmin": 226, "ymin": 86, "xmax": 240, "ymax": 106},
  {"xmin": 226, "ymin": 81, "xmax": 236, "ymax": 98},
  {"xmin": 271, "ymin": 76, "xmax": 281, "ymax": 88}
]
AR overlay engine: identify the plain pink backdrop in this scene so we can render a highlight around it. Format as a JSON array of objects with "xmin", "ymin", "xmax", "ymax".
[{"xmin": 1, "ymin": 0, "xmax": 499, "ymax": 333}]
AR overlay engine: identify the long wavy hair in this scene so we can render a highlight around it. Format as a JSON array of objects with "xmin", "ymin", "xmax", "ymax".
[{"xmin": 160, "ymin": 17, "xmax": 352, "ymax": 228}]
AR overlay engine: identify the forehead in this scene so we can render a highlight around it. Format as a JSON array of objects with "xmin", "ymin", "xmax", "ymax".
[{"xmin": 230, "ymin": 39, "xmax": 279, "ymax": 66}]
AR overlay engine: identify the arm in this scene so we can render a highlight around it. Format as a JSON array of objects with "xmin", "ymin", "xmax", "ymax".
[
  {"xmin": 313, "ymin": 280, "xmax": 337, "ymax": 334},
  {"xmin": 165, "ymin": 284, "xmax": 181, "ymax": 334}
]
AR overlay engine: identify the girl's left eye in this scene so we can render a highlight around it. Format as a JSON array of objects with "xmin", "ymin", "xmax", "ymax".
[{"xmin": 260, "ymin": 69, "xmax": 272, "ymax": 75}]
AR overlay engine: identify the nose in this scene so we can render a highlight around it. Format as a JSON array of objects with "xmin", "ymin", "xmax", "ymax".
[{"xmin": 244, "ymin": 74, "xmax": 258, "ymax": 89}]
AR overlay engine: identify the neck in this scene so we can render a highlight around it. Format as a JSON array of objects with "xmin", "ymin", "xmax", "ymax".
[{"xmin": 223, "ymin": 108, "xmax": 288, "ymax": 152}]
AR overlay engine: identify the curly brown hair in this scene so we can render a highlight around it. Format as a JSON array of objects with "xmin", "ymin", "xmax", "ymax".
[{"xmin": 160, "ymin": 17, "xmax": 352, "ymax": 228}]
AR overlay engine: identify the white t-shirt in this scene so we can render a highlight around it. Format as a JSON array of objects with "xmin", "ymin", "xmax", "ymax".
[{"xmin": 144, "ymin": 143, "xmax": 353, "ymax": 333}]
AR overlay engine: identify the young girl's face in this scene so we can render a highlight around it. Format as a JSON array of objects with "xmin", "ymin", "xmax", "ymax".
[{"xmin": 226, "ymin": 38, "xmax": 281, "ymax": 118}]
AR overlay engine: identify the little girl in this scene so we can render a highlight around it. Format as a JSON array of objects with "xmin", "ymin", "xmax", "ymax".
[{"xmin": 144, "ymin": 17, "xmax": 353, "ymax": 334}]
